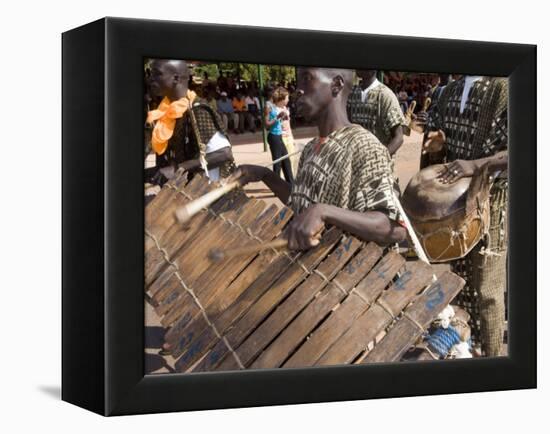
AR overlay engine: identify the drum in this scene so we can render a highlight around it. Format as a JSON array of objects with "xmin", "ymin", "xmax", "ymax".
[
  {"xmin": 145, "ymin": 174, "xmax": 465, "ymax": 372},
  {"xmin": 401, "ymin": 164, "xmax": 491, "ymax": 263}
]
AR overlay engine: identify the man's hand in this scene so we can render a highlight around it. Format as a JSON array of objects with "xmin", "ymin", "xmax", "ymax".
[
  {"xmin": 412, "ymin": 111, "xmax": 428, "ymax": 126},
  {"xmin": 286, "ymin": 204, "xmax": 325, "ymax": 251},
  {"xmin": 422, "ymin": 129, "xmax": 446, "ymax": 154},
  {"xmin": 159, "ymin": 164, "xmax": 177, "ymax": 180},
  {"xmin": 170, "ymin": 160, "xmax": 194, "ymax": 178},
  {"xmin": 410, "ymin": 111, "xmax": 428, "ymax": 133},
  {"xmin": 229, "ymin": 164, "xmax": 268, "ymax": 186},
  {"xmin": 437, "ymin": 160, "xmax": 480, "ymax": 184}
]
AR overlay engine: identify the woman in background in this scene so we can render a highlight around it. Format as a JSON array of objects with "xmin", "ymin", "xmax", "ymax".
[
  {"xmin": 264, "ymin": 87, "xmax": 294, "ymax": 183},
  {"xmin": 277, "ymin": 90, "xmax": 299, "ymax": 177}
]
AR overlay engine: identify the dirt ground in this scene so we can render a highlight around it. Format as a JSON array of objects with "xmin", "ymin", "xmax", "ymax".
[{"xmin": 144, "ymin": 127, "xmax": 427, "ymax": 374}]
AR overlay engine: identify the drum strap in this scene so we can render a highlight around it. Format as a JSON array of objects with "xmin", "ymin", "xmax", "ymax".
[{"xmin": 187, "ymin": 105, "xmax": 210, "ymax": 177}]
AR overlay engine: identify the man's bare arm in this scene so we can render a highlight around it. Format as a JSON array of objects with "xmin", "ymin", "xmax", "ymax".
[
  {"xmin": 438, "ymin": 150, "xmax": 508, "ymax": 184},
  {"xmin": 178, "ymin": 147, "xmax": 233, "ymax": 172},
  {"xmin": 318, "ymin": 204, "xmax": 406, "ymax": 245},
  {"xmin": 231, "ymin": 165, "xmax": 291, "ymax": 203},
  {"xmin": 387, "ymin": 125, "xmax": 404, "ymax": 155},
  {"xmin": 286, "ymin": 203, "xmax": 407, "ymax": 250}
]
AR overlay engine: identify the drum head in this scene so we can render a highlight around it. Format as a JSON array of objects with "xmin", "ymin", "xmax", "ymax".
[{"xmin": 402, "ymin": 164, "xmax": 471, "ymax": 222}]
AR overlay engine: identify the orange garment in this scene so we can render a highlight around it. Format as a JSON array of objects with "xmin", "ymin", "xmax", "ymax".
[
  {"xmin": 232, "ymin": 98, "xmax": 246, "ymax": 112},
  {"xmin": 146, "ymin": 91, "xmax": 197, "ymax": 155}
]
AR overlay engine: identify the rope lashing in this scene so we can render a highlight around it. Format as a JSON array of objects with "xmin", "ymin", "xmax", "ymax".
[{"xmin": 426, "ymin": 326, "xmax": 462, "ymax": 358}]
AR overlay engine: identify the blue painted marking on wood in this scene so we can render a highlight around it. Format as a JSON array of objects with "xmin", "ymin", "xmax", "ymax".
[
  {"xmin": 343, "ymin": 238, "xmax": 353, "ymax": 251},
  {"xmin": 393, "ymin": 270, "xmax": 412, "ymax": 291},
  {"xmin": 273, "ymin": 208, "xmax": 288, "ymax": 225},
  {"xmin": 163, "ymin": 291, "xmax": 178, "ymax": 306},
  {"xmin": 168, "ymin": 312, "xmax": 193, "ymax": 337},
  {"xmin": 208, "ymin": 345, "xmax": 226, "ymax": 365},
  {"xmin": 425, "ymin": 282, "xmax": 445, "ymax": 310},
  {"xmin": 176, "ymin": 340, "xmax": 204, "ymax": 369},
  {"xmin": 346, "ymin": 255, "xmax": 366, "ymax": 274},
  {"xmin": 375, "ymin": 255, "xmax": 393, "ymax": 279},
  {"xmin": 175, "ymin": 331, "xmax": 195, "ymax": 354}
]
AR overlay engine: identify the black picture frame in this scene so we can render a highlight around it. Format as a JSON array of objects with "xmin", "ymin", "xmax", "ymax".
[{"xmin": 62, "ymin": 17, "xmax": 536, "ymax": 416}]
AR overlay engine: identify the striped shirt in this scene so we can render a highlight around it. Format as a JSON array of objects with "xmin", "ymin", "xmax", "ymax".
[
  {"xmin": 347, "ymin": 82, "xmax": 407, "ymax": 147},
  {"xmin": 426, "ymin": 76, "xmax": 508, "ymax": 162}
]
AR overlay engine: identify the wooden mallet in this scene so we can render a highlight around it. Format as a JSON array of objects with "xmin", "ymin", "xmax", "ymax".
[
  {"xmin": 208, "ymin": 238, "xmax": 289, "ymax": 262},
  {"xmin": 404, "ymin": 100, "xmax": 417, "ymax": 125},
  {"xmin": 409, "ymin": 97, "xmax": 432, "ymax": 133},
  {"xmin": 207, "ymin": 225, "xmax": 323, "ymax": 262},
  {"xmin": 174, "ymin": 179, "xmax": 241, "ymax": 225},
  {"xmin": 174, "ymin": 149, "xmax": 303, "ymax": 226}
]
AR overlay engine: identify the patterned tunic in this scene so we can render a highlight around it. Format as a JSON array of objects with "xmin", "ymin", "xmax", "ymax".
[
  {"xmin": 289, "ymin": 125, "xmax": 401, "ymax": 222},
  {"xmin": 347, "ymin": 82, "xmax": 407, "ymax": 147},
  {"xmin": 426, "ymin": 77, "xmax": 508, "ymax": 162},
  {"xmin": 426, "ymin": 76, "xmax": 509, "ymax": 355}
]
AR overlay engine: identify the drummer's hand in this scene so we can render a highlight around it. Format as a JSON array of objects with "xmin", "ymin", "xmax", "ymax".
[
  {"xmin": 422, "ymin": 129, "xmax": 446, "ymax": 154},
  {"xmin": 286, "ymin": 204, "xmax": 325, "ymax": 251},
  {"xmin": 437, "ymin": 160, "xmax": 479, "ymax": 184},
  {"xmin": 229, "ymin": 164, "xmax": 268, "ymax": 186}
]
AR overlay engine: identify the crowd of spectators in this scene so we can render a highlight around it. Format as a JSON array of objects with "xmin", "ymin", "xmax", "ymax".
[
  {"xmin": 182, "ymin": 69, "xmax": 453, "ymax": 135},
  {"xmin": 383, "ymin": 72, "xmax": 452, "ymax": 113},
  {"xmin": 188, "ymin": 71, "xmax": 305, "ymax": 134}
]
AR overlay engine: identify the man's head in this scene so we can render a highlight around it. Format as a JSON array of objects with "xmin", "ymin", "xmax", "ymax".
[
  {"xmin": 356, "ymin": 70, "xmax": 377, "ymax": 89},
  {"xmin": 438, "ymin": 73, "xmax": 453, "ymax": 86},
  {"xmin": 148, "ymin": 59, "xmax": 190, "ymax": 100},
  {"xmin": 220, "ymin": 91, "xmax": 228, "ymax": 101},
  {"xmin": 295, "ymin": 67, "xmax": 353, "ymax": 121}
]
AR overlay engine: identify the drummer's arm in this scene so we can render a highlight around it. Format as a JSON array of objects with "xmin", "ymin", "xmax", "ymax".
[
  {"xmin": 475, "ymin": 150, "xmax": 508, "ymax": 173},
  {"xmin": 178, "ymin": 147, "xmax": 233, "ymax": 172},
  {"xmin": 438, "ymin": 150, "xmax": 507, "ymax": 183}
]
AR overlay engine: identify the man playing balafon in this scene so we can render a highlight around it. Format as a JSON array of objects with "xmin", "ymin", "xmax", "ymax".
[{"xmin": 233, "ymin": 67, "xmax": 407, "ymax": 249}]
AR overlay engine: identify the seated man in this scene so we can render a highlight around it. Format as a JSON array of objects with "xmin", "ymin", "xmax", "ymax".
[
  {"xmin": 232, "ymin": 91, "xmax": 253, "ymax": 134},
  {"xmin": 234, "ymin": 67, "xmax": 406, "ymax": 250},
  {"xmin": 244, "ymin": 89, "xmax": 261, "ymax": 132},
  {"xmin": 145, "ymin": 59, "xmax": 234, "ymax": 187},
  {"xmin": 204, "ymin": 88, "xmax": 218, "ymax": 112},
  {"xmin": 216, "ymin": 92, "xmax": 239, "ymax": 133}
]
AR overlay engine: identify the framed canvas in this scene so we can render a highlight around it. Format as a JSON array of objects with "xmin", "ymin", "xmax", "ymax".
[{"xmin": 62, "ymin": 17, "xmax": 536, "ymax": 416}]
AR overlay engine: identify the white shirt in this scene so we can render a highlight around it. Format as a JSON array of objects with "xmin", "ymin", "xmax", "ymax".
[
  {"xmin": 361, "ymin": 78, "xmax": 380, "ymax": 103},
  {"xmin": 460, "ymin": 76, "xmax": 482, "ymax": 114},
  {"xmin": 244, "ymin": 96, "xmax": 260, "ymax": 108},
  {"xmin": 204, "ymin": 131, "xmax": 231, "ymax": 181}
]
